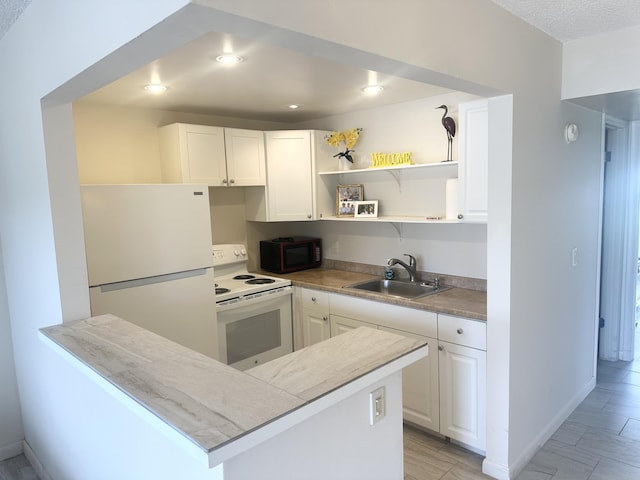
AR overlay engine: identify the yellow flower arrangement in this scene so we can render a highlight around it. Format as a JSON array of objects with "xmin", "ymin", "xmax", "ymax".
[{"xmin": 326, "ymin": 128, "xmax": 363, "ymax": 163}]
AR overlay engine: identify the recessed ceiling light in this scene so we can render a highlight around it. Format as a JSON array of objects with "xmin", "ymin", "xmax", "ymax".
[
  {"xmin": 288, "ymin": 104, "xmax": 300, "ymax": 109},
  {"xmin": 216, "ymin": 54, "xmax": 244, "ymax": 64},
  {"xmin": 362, "ymin": 85, "xmax": 384, "ymax": 95},
  {"xmin": 143, "ymin": 84, "xmax": 167, "ymax": 93}
]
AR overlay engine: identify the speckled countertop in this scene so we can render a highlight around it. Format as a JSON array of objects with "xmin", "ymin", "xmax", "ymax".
[
  {"xmin": 267, "ymin": 268, "xmax": 487, "ymax": 321},
  {"xmin": 40, "ymin": 314, "xmax": 427, "ymax": 465}
]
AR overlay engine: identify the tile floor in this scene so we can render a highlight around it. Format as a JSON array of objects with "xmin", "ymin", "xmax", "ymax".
[
  {"xmin": 0, "ymin": 454, "xmax": 37, "ymax": 480},
  {"xmin": 3, "ymin": 349, "xmax": 639, "ymax": 480}
]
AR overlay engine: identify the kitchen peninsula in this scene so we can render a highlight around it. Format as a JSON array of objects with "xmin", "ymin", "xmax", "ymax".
[{"xmin": 40, "ymin": 314, "xmax": 427, "ymax": 480}]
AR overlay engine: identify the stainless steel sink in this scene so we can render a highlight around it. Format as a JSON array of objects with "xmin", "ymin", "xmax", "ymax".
[{"xmin": 344, "ymin": 279, "xmax": 450, "ymax": 299}]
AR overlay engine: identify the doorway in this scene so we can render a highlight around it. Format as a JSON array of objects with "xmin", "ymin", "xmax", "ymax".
[{"xmin": 599, "ymin": 118, "xmax": 639, "ymax": 362}]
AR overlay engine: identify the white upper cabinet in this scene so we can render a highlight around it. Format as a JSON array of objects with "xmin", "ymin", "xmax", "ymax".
[
  {"xmin": 457, "ymin": 99, "xmax": 488, "ymax": 223},
  {"xmin": 224, "ymin": 128, "xmax": 266, "ymax": 186},
  {"xmin": 245, "ymin": 130, "xmax": 334, "ymax": 222},
  {"xmin": 158, "ymin": 123, "xmax": 265, "ymax": 187}
]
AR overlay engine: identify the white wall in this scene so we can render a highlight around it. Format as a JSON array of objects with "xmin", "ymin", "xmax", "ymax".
[
  {"xmin": 563, "ymin": 24, "xmax": 640, "ymax": 99},
  {"xmin": 0, "ymin": 1, "xmax": 604, "ymax": 479},
  {"xmin": 0, "ymin": 241, "xmax": 24, "ymax": 460}
]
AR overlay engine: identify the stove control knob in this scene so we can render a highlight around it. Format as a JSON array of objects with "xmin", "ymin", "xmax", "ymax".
[
  {"xmin": 234, "ymin": 249, "xmax": 240, "ymax": 257},
  {"xmin": 241, "ymin": 248, "xmax": 247, "ymax": 256}
]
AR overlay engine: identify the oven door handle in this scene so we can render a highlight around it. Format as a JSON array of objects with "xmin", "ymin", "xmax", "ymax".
[{"xmin": 216, "ymin": 286, "xmax": 292, "ymax": 312}]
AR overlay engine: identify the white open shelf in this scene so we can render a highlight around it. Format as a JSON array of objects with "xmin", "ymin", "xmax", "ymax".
[
  {"xmin": 318, "ymin": 161, "xmax": 458, "ymax": 176},
  {"xmin": 319, "ymin": 215, "xmax": 459, "ymax": 224}
]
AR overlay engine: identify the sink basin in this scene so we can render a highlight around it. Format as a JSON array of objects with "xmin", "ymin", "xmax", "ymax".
[{"xmin": 344, "ymin": 279, "xmax": 449, "ymax": 299}]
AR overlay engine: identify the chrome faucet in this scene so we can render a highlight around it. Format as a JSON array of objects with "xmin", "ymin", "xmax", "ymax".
[{"xmin": 387, "ymin": 254, "xmax": 418, "ymax": 282}]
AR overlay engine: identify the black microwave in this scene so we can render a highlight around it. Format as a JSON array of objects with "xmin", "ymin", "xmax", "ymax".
[{"xmin": 260, "ymin": 237, "xmax": 322, "ymax": 273}]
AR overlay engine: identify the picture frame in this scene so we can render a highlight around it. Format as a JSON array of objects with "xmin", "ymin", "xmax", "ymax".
[
  {"xmin": 336, "ymin": 184, "xmax": 364, "ymax": 217},
  {"xmin": 353, "ymin": 200, "xmax": 379, "ymax": 218}
]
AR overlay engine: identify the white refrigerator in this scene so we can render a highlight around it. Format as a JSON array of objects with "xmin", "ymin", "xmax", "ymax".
[{"xmin": 81, "ymin": 184, "xmax": 218, "ymax": 359}]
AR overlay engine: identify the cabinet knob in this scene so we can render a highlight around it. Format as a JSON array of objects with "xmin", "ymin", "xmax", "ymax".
[
  {"xmin": 438, "ymin": 345, "xmax": 444, "ymax": 351},
  {"xmin": 457, "ymin": 214, "xmax": 463, "ymax": 220},
  {"xmin": 307, "ymin": 214, "xmax": 312, "ymax": 219},
  {"xmin": 222, "ymin": 179, "xmax": 228, "ymax": 184},
  {"xmin": 457, "ymin": 328, "xmax": 464, "ymax": 334},
  {"xmin": 311, "ymin": 297, "xmax": 316, "ymax": 302},
  {"xmin": 322, "ymin": 316, "xmax": 328, "ymax": 322},
  {"xmin": 229, "ymin": 179, "xmax": 235, "ymax": 184}
]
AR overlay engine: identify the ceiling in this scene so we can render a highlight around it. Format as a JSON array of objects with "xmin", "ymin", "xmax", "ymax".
[
  {"xmin": 0, "ymin": 0, "xmax": 30, "ymax": 40},
  {"xmin": 3, "ymin": 1, "xmax": 640, "ymax": 121},
  {"xmin": 489, "ymin": 0, "xmax": 640, "ymax": 42},
  {"xmin": 75, "ymin": 31, "xmax": 452, "ymax": 123}
]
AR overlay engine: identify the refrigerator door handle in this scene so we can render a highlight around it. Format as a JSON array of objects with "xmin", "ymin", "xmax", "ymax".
[{"xmin": 96, "ymin": 268, "xmax": 211, "ymax": 292}]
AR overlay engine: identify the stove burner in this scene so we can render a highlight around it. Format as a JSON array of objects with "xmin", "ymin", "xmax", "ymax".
[
  {"xmin": 233, "ymin": 274, "xmax": 255, "ymax": 280},
  {"xmin": 215, "ymin": 287, "xmax": 230, "ymax": 295},
  {"xmin": 245, "ymin": 278, "xmax": 276, "ymax": 285}
]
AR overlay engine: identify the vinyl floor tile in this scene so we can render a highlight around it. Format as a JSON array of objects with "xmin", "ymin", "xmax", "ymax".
[
  {"xmin": 588, "ymin": 457, "xmax": 640, "ymax": 480},
  {"xmin": 620, "ymin": 417, "xmax": 640, "ymax": 441},
  {"xmin": 576, "ymin": 429, "xmax": 640, "ymax": 468},
  {"xmin": 0, "ymin": 455, "xmax": 38, "ymax": 480},
  {"xmin": 550, "ymin": 421, "xmax": 589, "ymax": 446},
  {"xmin": 523, "ymin": 448, "xmax": 594, "ymax": 480},
  {"xmin": 566, "ymin": 407, "xmax": 629, "ymax": 433},
  {"xmin": 540, "ymin": 439, "xmax": 599, "ymax": 468}
]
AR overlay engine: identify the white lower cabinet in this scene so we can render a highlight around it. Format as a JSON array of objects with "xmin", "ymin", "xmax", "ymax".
[
  {"xmin": 300, "ymin": 289, "xmax": 331, "ymax": 346},
  {"xmin": 438, "ymin": 341, "xmax": 486, "ymax": 450},
  {"xmin": 295, "ymin": 288, "xmax": 486, "ymax": 451},
  {"xmin": 379, "ymin": 326, "xmax": 440, "ymax": 432},
  {"xmin": 437, "ymin": 314, "xmax": 486, "ymax": 451}
]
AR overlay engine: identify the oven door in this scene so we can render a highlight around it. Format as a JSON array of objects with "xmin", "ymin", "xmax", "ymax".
[{"xmin": 216, "ymin": 288, "xmax": 293, "ymax": 371}]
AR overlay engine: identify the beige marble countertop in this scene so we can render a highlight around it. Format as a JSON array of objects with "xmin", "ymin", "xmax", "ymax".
[
  {"xmin": 40, "ymin": 314, "xmax": 426, "ymax": 463},
  {"xmin": 268, "ymin": 268, "xmax": 487, "ymax": 321}
]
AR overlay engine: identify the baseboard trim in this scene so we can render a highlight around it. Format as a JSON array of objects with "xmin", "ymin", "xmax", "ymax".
[
  {"xmin": 482, "ymin": 458, "xmax": 510, "ymax": 480},
  {"xmin": 23, "ymin": 440, "xmax": 52, "ymax": 480},
  {"xmin": 487, "ymin": 377, "xmax": 596, "ymax": 479},
  {"xmin": 0, "ymin": 441, "xmax": 23, "ymax": 461}
]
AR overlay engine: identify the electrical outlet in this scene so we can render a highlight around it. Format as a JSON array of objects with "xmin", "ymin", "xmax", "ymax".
[{"xmin": 369, "ymin": 386, "xmax": 386, "ymax": 425}]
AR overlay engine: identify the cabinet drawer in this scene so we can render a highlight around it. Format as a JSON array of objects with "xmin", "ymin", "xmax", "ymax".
[
  {"xmin": 301, "ymin": 289, "xmax": 330, "ymax": 310},
  {"xmin": 438, "ymin": 314, "xmax": 486, "ymax": 350}
]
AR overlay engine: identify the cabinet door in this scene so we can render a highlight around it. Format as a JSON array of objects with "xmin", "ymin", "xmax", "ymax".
[
  {"xmin": 159, "ymin": 124, "xmax": 226, "ymax": 185},
  {"xmin": 438, "ymin": 341, "xmax": 486, "ymax": 450},
  {"xmin": 302, "ymin": 309, "xmax": 331, "ymax": 346},
  {"xmin": 265, "ymin": 131, "xmax": 314, "ymax": 221},
  {"xmin": 183, "ymin": 125, "xmax": 227, "ymax": 185},
  {"xmin": 379, "ymin": 326, "xmax": 439, "ymax": 432},
  {"xmin": 224, "ymin": 128, "xmax": 266, "ymax": 186},
  {"xmin": 329, "ymin": 314, "xmax": 373, "ymax": 337},
  {"xmin": 458, "ymin": 99, "xmax": 488, "ymax": 223}
]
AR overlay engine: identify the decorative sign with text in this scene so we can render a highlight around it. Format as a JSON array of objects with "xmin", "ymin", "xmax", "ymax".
[{"xmin": 370, "ymin": 152, "xmax": 413, "ymax": 168}]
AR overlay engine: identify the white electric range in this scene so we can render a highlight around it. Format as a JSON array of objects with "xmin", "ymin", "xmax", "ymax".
[{"xmin": 212, "ymin": 244, "xmax": 293, "ymax": 370}]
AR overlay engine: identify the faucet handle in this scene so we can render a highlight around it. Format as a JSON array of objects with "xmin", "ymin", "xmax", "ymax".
[{"xmin": 403, "ymin": 253, "xmax": 416, "ymax": 267}]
